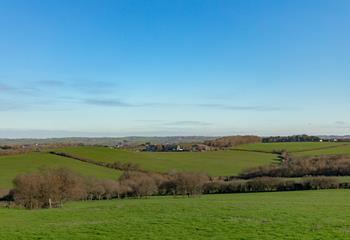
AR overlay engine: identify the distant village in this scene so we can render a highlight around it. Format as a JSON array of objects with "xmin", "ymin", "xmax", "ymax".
[{"xmin": 141, "ymin": 143, "xmax": 212, "ymax": 152}]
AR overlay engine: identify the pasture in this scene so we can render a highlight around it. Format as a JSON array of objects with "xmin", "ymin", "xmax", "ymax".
[
  {"xmin": 2, "ymin": 142, "xmax": 350, "ymax": 190},
  {"xmin": 1, "ymin": 190, "xmax": 350, "ymax": 239},
  {"xmin": 294, "ymin": 144, "xmax": 350, "ymax": 157},
  {"xmin": 54, "ymin": 146, "xmax": 278, "ymax": 176},
  {"xmin": 0, "ymin": 152, "xmax": 121, "ymax": 189},
  {"xmin": 235, "ymin": 142, "xmax": 349, "ymax": 153}
]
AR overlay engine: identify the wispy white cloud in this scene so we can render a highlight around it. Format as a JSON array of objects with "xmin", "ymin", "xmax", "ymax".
[
  {"xmin": 0, "ymin": 79, "xmax": 295, "ymax": 114},
  {"xmin": 36, "ymin": 80, "xmax": 65, "ymax": 87},
  {"xmin": 84, "ymin": 99, "xmax": 133, "ymax": 107},
  {"xmin": 335, "ymin": 121, "xmax": 346, "ymax": 125},
  {"xmin": 163, "ymin": 121, "xmax": 212, "ymax": 126},
  {"xmin": 196, "ymin": 103, "xmax": 291, "ymax": 111},
  {"xmin": 35, "ymin": 79, "xmax": 119, "ymax": 95}
]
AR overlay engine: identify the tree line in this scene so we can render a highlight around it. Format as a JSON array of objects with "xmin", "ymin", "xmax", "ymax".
[
  {"xmin": 4, "ymin": 164, "xmax": 350, "ymax": 209},
  {"xmin": 4, "ymin": 168, "xmax": 210, "ymax": 209},
  {"xmin": 239, "ymin": 154, "xmax": 350, "ymax": 178},
  {"xmin": 262, "ymin": 135, "xmax": 321, "ymax": 143},
  {"xmin": 203, "ymin": 176, "xmax": 340, "ymax": 194},
  {"xmin": 50, "ymin": 151, "xmax": 141, "ymax": 171},
  {"xmin": 204, "ymin": 136, "xmax": 261, "ymax": 148}
]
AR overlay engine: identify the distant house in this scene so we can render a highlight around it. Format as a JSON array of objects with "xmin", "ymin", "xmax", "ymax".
[{"xmin": 176, "ymin": 145, "xmax": 184, "ymax": 151}]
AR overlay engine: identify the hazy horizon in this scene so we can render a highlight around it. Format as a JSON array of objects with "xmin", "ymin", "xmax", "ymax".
[
  {"xmin": 0, "ymin": 128, "xmax": 348, "ymax": 139},
  {"xmin": 1, "ymin": 0, "xmax": 350, "ymax": 138}
]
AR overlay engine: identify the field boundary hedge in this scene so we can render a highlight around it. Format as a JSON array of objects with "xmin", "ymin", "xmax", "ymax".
[{"xmin": 49, "ymin": 151, "xmax": 142, "ymax": 172}]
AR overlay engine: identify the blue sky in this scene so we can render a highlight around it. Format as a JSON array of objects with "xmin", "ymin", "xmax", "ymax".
[{"xmin": 0, "ymin": 0, "xmax": 350, "ymax": 138}]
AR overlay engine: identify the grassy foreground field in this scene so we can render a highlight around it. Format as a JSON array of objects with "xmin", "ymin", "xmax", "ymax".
[
  {"xmin": 55, "ymin": 146, "xmax": 278, "ymax": 176},
  {"xmin": 1, "ymin": 190, "xmax": 350, "ymax": 239},
  {"xmin": 0, "ymin": 152, "xmax": 121, "ymax": 189}
]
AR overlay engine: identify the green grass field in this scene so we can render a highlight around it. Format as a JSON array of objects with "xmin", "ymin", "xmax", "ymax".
[
  {"xmin": 3, "ymin": 144, "xmax": 350, "ymax": 239},
  {"xmin": 294, "ymin": 144, "xmax": 350, "ymax": 157},
  {"xmin": 235, "ymin": 142, "xmax": 349, "ymax": 153},
  {"xmin": 55, "ymin": 146, "xmax": 278, "ymax": 176},
  {"xmin": 2, "ymin": 142, "xmax": 350, "ymax": 190},
  {"xmin": 1, "ymin": 190, "xmax": 350, "ymax": 239},
  {"xmin": 0, "ymin": 152, "xmax": 121, "ymax": 189}
]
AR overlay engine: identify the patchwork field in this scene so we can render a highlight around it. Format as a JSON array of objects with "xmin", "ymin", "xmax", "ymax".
[
  {"xmin": 2, "ymin": 142, "xmax": 350, "ymax": 190},
  {"xmin": 54, "ymin": 146, "xmax": 278, "ymax": 176},
  {"xmin": 0, "ymin": 152, "xmax": 121, "ymax": 189},
  {"xmin": 1, "ymin": 190, "xmax": 350, "ymax": 239},
  {"xmin": 2, "ymin": 143, "xmax": 350, "ymax": 239}
]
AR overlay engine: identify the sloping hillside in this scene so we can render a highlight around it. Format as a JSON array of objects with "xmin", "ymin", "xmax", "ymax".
[
  {"xmin": 54, "ymin": 146, "xmax": 278, "ymax": 176},
  {"xmin": 0, "ymin": 152, "xmax": 121, "ymax": 189}
]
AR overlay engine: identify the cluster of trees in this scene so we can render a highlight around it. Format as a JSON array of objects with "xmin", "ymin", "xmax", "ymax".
[
  {"xmin": 203, "ymin": 177, "xmax": 340, "ymax": 194},
  {"xmin": 50, "ymin": 152, "xmax": 140, "ymax": 171},
  {"xmin": 262, "ymin": 135, "xmax": 321, "ymax": 143},
  {"xmin": 240, "ymin": 155, "xmax": 350, "ymax": 178},
  {"xmin": 7, "ymin": 168, "xmax": 210, "ymax": 209},
  {"xmin": 120, "ymin": 171, "xmax": 209, "ymax": 197},
  {"xmin": 204, "ymin": 136, "xmax": 261, "ymax": 148},
  {"xmin": 11, "ymin": 168, "xmax": 87, "ymax": 209}
]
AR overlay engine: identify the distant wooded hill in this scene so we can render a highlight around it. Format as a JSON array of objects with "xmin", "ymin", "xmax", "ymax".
[
  {"xmin": 262, "ymin": 135, "xmax": 321, "ymax": 143},
  {"xmin": 204, "ymin": 136, "xmax": 261, "ymax": 148}
]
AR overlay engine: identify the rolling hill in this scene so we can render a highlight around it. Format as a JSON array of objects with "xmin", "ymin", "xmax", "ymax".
[
  {"xmin": 53, "ymin": 146, "xmax": 278, "ymax": 176},
  {"xmin": 0, "ymin": 152, "xmax": 121, "ymax": 189},
  {"xmin": 2, "ymin": 142, "xmax": 350, "ymax": 190},
  {"xmin": 235, "ymin": 142, "xmax": 350, "ymax": 153}
]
